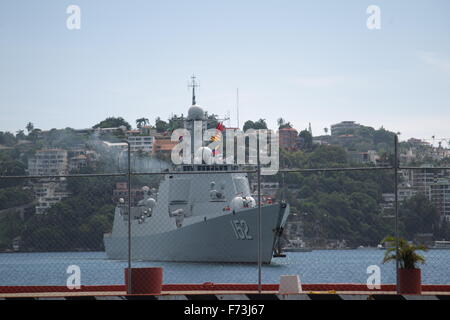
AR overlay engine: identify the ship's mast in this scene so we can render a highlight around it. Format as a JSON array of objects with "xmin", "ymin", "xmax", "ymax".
[
  {"xmin": 236, "ymin": 88, "xmax": 240, "ymax": 129},
  {"xmin": 188, "ymin": 74, "xmax": 199, "ymax": 105}
]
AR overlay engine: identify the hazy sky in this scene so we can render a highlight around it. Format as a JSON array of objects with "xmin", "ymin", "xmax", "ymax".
[{"xmin": 1, "ymin": 0, "xmax": 449, "ymax": 144}]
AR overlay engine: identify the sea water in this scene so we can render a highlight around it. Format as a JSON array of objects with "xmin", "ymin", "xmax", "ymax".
[{"xmin": 0, "ymin": 250, "xmax": 449, "ymax": 286}]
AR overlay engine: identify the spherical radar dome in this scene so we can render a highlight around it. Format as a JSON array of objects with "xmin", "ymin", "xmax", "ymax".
[{"xmin": 187, "ymin": 105, "xmax": 205, "ymax": 120}]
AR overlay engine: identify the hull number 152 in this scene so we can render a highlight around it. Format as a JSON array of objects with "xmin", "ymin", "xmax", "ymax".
[{"xmin": 231, "ymin": 220, "xmax": 253, "ymax": 240}]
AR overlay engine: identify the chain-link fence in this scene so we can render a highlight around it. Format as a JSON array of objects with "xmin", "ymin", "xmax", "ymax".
[
  {"xmin": 394, "ymin": 167, "xmax": 450, "ymax": 288},
  {"xmin": 266, "ymin": 168, "xmax": 397, "ymax": 288},
  {"xmin": 0, "ymin": 174, "xmax": 129, "ymax": 288},
  {"xmin": 1, "ymin": 137, "xmax": 450, "ymax": 294}
]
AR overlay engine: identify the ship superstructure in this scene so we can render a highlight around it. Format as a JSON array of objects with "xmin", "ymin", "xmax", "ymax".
[{"xmin": 104, "ymin": 77, "xmax": 289, "ymax": 263}]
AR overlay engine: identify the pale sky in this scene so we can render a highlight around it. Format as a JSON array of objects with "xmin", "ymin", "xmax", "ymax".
[{"xmin": 1, "ymin": 0, "xmax": 449, "ymax": 145}]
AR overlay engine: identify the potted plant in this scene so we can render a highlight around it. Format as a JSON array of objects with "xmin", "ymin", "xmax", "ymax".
[{"xmin": 381, "ymin": 236, "xmax": 428, "ymax": 294}]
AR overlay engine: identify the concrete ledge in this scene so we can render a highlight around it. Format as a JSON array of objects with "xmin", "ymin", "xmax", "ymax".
[
  {"xmin": 1, "ymin": 292, "xmax": 450, "ymax": 300},
  {"xmin": 1, "ymin": 284, "xmax": 449, "ymax": 299}
]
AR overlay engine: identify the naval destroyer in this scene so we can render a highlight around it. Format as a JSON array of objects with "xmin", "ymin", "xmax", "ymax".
[{"xmin": 104, "ymin": 82, "xmax": 290, "ymax": 264}]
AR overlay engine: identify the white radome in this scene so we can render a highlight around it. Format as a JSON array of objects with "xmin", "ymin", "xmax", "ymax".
[
  {"xmin": 187, "ymin": 105, "xmax": 205, "ymax": 120},
  {"xmin": 143, "ymin": 197, "xmax": 156, "ymax": 209},
  {"xmin": 230, "ymin": 196, "xmax": 256, "ymax": 212},
  {"xmin": 246, "ymin": 196, "xmax": 256, "ymax": 207},
  {"xmin": 230, "ymin": 197, "xmax": 245, "ymax": 212}
]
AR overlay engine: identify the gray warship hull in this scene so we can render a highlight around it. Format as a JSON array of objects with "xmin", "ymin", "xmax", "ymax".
[{"xmin": 104, "ymin": 203, "xmax": 289, "ymax": 264}]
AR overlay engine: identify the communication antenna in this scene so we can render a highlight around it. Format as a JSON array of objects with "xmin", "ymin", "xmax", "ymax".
[
  {"xmin": 236, "ymin": 88, "xmax": 240, "ymax": 129},
  {"xmin": 188, "ymin": 74, "xmax": 200, "ymax": 105}
]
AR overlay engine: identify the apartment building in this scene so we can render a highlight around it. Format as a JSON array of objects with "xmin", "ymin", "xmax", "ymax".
[
  {"xmin": 430, "ymin": 179, "xmax": 450, "ymax": 221},
  {"xmin": 33, "ymin": 181, "xmax": 70, "ymax": 214},
  {"xmin": 28, "ymin": 149, "xmax": 68, "ymax": 176},
  {"xmin": 128, "ymin": 135, "xmax": 154, "ymax": 153}
]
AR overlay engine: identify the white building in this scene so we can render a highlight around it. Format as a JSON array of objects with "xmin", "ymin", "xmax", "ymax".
[
  {"xmin": 33, "ymin": 181, "xmax": 70, "ymax": 214},
  {"xmin": 381, "ymin": 187, "xmax": 418, "ymax": 211},
  {"xmin": 410, "ymin": 166, "xmax": 448, "ymax": 197},
  {"xmin": 430, "ymin": 179, "xmax": 450, "ymax": 222},
  {"xmin": 400, "ymin": 148, "xmax": 417, "ymax": 164},
  {"xmin": 68, "ymin": 155, "xmax": 87, "ymax": 171},
  {"xmin": 28, "ymin": 149, "xmax": 68, "ymax": 176},
  {"xmin": 330, "ymin": 121, "xmax": 361, "ymax": 136},
  {"xmin": 27, "ymin": 149, "xmax": 70, "ymax": 214},
  {"xmin": 127, "ymin": 135, "xmax": 154, "ymax": 153},
  {"xmin": 398, "ymin": 188, "xmax": 418, "ymax": 202},
  {"xmin": 101, "ymin": 141, "xmax": 128, "ymax": 151},
  {"xmin": 385, "ymin": 170, "xmax": 450, "ymax": 222},
  {"xmin": 66, "ymin": 149, "xmax": 99, "ymax": 172}
]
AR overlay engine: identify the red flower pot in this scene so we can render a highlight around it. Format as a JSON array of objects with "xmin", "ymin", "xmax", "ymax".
[
  {"xmin": 398, "ymin": 268, "xmax": 421, "ymax": 294},
  {"xmin": 125, "ymin": 267, "xmax": 163, "ymax": 294}
]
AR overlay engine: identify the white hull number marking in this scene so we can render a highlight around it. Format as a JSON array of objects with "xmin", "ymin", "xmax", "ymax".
[{"xmin": 231, "ymin": 220, "xmax": 253, "ymax": 240}]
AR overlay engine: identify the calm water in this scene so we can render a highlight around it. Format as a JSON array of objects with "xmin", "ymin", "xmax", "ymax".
[{"xmin": 0, "ymin": 250, "xmax": 449, "ymax": 286}]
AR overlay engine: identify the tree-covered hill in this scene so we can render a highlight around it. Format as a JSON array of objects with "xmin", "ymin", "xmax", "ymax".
[
  {"xmin": 0, "ymin": 117, "xmax": 449, "ymax": 252},
  {"xmin": 270, "ymin": 145, "xmax": 449, "ymax": 247}
]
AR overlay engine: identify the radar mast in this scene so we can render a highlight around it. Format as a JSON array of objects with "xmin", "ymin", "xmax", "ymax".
[{"xmin": 188, "ymin": 74, "xmax": 199, "ymax": 105}]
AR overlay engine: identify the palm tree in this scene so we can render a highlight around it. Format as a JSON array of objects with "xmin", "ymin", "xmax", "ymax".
[
  {"xmin": 16, "ymin": 130, "xmax": 26, "ymax": 140},
  {"xmin": 382, "ymin": 236, "xmax": 427, "ymax": 269},
  {"xmin": 26, "ymin": 122, "xmax": 34, "ymax": 133},
  {"xmin": 136, "ymin": 118, "xmax": 149, "ymax": 129},
  {"xmin": 324, "ymin": 127, "xmax": 328, "ymax": 135}
]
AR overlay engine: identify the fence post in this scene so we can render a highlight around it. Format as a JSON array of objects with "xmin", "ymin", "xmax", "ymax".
[
  {"xmin": 394, "ymin": 135, "xmax": 400, "ymax": 293},
  {"xmin": 257, "ymin": 132, "xmax": 262, "ymax": 293},
  {"xmin": 126, "ymin": 141, "xmax": 132, "ymax": 294}
]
